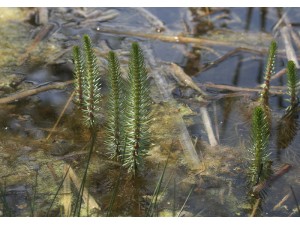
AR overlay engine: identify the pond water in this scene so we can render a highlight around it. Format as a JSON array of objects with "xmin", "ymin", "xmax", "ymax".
[{"xmin": 0, "ymin": 7, "xmax": 300, "ymax": 217}]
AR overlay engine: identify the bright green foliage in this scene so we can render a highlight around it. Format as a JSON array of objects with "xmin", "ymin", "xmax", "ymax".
[
  {"xmin": 105, "ymin": 51, "xmax": 125, "ymax": 160},
  {"xmin": 124, "ymin": 42, "xmax": 151, "ymax": 176},
  {"xmin": 249, "ymin": 106, "xmax": 271, "ymax": 186},
  {"xmin": 73, "ymin": 34, "xmax": 101, "ymax": 129},
  {"xmin": 260, "ymin": 40, "xmax": 277, "ymax": 107},
  {"xmin": 286, "ymin": 60, "xmax": 299, "ymax": 109},
  {"xmin": 72, "ymin": 46, "xmax": 85, "ymax": 110}
]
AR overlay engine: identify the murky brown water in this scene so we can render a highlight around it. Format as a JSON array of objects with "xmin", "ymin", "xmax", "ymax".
[{"xmin": 0, "ymin": 7, "xmax": 300, "ymax": 217}]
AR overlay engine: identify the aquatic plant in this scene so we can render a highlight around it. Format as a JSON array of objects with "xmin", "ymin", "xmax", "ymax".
[
  {"xmin": 73, "ymin": 34, "xmax": 101, "ymax": 129},
  {"xmin": 286, "ymin": 60, "xmax": 299, "ymax": 110},
  {"xmin": 260, "ymin": 40, "xmax": 277, "ymax": 108},
  {"xmin": 105, "ymin": 51, "xmax": 125, "ymax": 160},
  {"xmin": 276, "ymin": 60, "xmax": 299, "ymax": 150},
  {"xmin": 72, "ymin": 46, "xmax": 85, "ymax": 110},
  {"xmin": 249, "ymin": 106, "xmax": 272, "ymax": 186},
  {"xmin": 72, "ymin": 34, "xmax": 101, "ymax": 216},
  {"xmin": 123, "ymin": 42, "xmax": 151, "ymax": 176}
]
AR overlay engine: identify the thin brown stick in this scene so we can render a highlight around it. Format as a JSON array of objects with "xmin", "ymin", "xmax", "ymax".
[
  {"xmin": 201, "ymin": 83, "xmax": 286, "ymax": 95},
  {"xmin": 270, "ymin": 68, "xmax": 287, "ymax": 81},
  {"xmin": 273, "ymin": 193, "xmax": 291, "ymax": 211},
  {"xmin": 46, "ymin": 90, "xmax": 75, "ymax": 140},
  {"xmin": 280, "ymin": 26, "xmax": 300, "ymax": 68},
  {"xmin": 250, "ymin": 198, "xmax": 261, "ymax": 217},
  {"xmin": 200, "ymin": 106, "xmax": 218, "ymax": 146},
  {"xmin": 0, "ymin": 80, "xmax": 74, "ymax": 104},
  {"xmin": 18, "ymin": 23, "xmax": 57, "ymax": 65},
  {"xmin": 97, "ymin": 26, "xmax": 270, "ymax": 50},
  {"xmin": 200, "ymin": 47, "xmax": 264, "ymax": 72},
  {"xmin": 67, "ymin": 164, "xmax": 101, "ymax": 211},
  {"xmin": 252, "ymin": 164, "xmax": 292, "ymax": 195},
  {"xmin": 62, "ymin": 164, "xmax": 72, "ymax": 216}
]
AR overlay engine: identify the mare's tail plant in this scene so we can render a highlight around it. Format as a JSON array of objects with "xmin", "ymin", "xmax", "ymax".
[
  {"xmin": 260, "ymin": 40, "xmax": 277, "ymax": 108},
  {"xmin": 259, "ymin": 40, "xmax": 277, "ymax": 129},
  {"xmin": 124, "ymin": 42, "xmax": 151, "ymax": 176},
  {"xmin": 276, "ymin": 60, "xmax": 299, "ymax": 150},
  {"xmin": 73, "ymin": 34, "xmax": 101, "ymax": 130},
  {"xmin": 286, "ymin": 60, "xmax": 299, "ymax": 110},
  {"xmin": 249, "ymin": 106, "xmax": 272, "ymax": 187},
  {"xmin": 72, "ymin": 34, "xmax": 101, "ymax": 216},
  {"xmin": 105, "ymin": 51, "xmax": 125, "ymax": 160}
]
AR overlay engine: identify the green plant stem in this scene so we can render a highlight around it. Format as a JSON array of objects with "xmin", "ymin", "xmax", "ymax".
[{"xmin": 73, "ymin": 131, "xmax": 96, "ymax": 217}]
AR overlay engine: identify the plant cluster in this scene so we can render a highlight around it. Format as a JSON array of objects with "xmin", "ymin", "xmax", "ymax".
[
  {"xmin": 73, "ymin": 35, "xmax": 151, "ymax": 177},
  {"xmin": 249, "ymin": 40, "xmax": 299, "ymax": 189}
]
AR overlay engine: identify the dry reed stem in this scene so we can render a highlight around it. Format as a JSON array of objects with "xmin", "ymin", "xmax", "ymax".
[
  {"xmin": 200, "ymin": 106, "xmax": 218, "ymax": 147},
  {"xmin": 97, "ymin": 27, "xmax": 270, "ymax": 50},
  {"xmin": 273, "ymin": 193, "xmax": 291, "ymax": 211},
  {"xmin": 62, "ymin": 164, "xmax": 72, "ymax": 216},
  {"xmin": 250, "ymin": 198, "xmax": 261, "ymax": 217},
  {"xmin": 280, "ymin": 26, "xmax": 300, "ymax": 68},
  {"xmin": 46, "ymin": 90, "xmax": 75, "ymax": 140},
  {"xmin": 67, "ymin": 164, "xmax": 101, "ymax": 211},
  {"xmin": 201, "ymin": 83, "xmax": 286, "ymax": 95}
]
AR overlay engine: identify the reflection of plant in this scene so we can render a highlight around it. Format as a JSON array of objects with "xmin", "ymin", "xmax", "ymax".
[
  {"xmin": 276, "ymin": 60, "xmax": 299, "ymax": 150},
  {"xmin": 105, "ymin": 51, "xmax": 125, "ymax": 160},
  {"xmin": 249, "ymin": 106, "xmax": 272, "ymax": 186},
  {"xmin": 286, "ymin": 60, "xmax": 299, "ymax": 110},
  {"xmin": 124, "ymin": 42, "xmax": 151, "ymax": 176}
]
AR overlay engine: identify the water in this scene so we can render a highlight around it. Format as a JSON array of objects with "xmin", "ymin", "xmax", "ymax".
[{"xmin": 0, "ymin": 7, "xmax": 300, "ymax": 217}]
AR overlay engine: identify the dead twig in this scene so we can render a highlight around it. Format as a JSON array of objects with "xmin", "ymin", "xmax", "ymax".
[
  {"xmin": 97, "ymin": 26, "xmax": 270, "ymax": 50},
  {"xmin": 250, "ymin": 198, "xmax": 261, "ymax": 217},
  {"xmin": 252, "ymin": 164, "xmax": 291, "ymax": 195},
  {"xmin": 200, "ymin": 106, "xmax": 218, "ymax": 147},
  {"xmin": 270, "ymin": 68, "xmax": 287, "ymax": 81},
  {"xmin": 0, "ymin": 80, "xmax": 74, "ymax": 104},
  {"xmin": 18, "ymin": 23, "xmax": 59, "ymax": 65},
  {"xmin": 67, "ymin": 164, "xmax": 101, "ymax": 211},
  {"xmin": 273, "ymin": 193, "xmax": 291, "ymax": 211},
  {"xmin": 46, "ymin": 90, "xmax": 76, "ymax": 140},
  {"xmin": 200, "ymin": 83, "xmax": 286, "ymax": 95},
  {"xmin": 200, "ymin": 47, "xmax": 264, "ymax": 73},
  {"xmin": 280, "ymin": 26, "xmax": 300, "ymax": 68},
  {"xmin": 290, "ymin": 185, "xmax": 300, "ymax": 216}
]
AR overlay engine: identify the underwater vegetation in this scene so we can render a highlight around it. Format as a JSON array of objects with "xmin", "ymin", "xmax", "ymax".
[
  {"xmin": 248, "ymin": 106, "xmax": 271, "ymax": 187},
  {"xmin": 276, "ymin": 60, "xmax": 299, "ymax": 150}
]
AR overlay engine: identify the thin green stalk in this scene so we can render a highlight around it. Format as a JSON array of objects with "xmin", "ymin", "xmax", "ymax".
[
  {"xmin": 46, "ymin": 165, "xmax": 71, "ymax": 216},
  {"xmin": 147, "ymin": 154, "xmax": 169, "ymax": 217},
  {"xmin": 290, "ymin": 185, "xmax": 300, "ymax": 216},
  {"xmin": 30, "ymin": 170, "xmax": 38, "ymax": 217},
  {"xmin": 124, "ymin": 42, "xmax": 151, "ymax": 176},
  {"xmin": 0, "ymin": 181, "xmax": 13, "ymax": 217},
  {"xmin": 73, "ymin": 132, "xmax": 96, "ymax": 217},
  {"xmin": 177, "ymin": 184, "xmax": 194, "ymax": 217},
  {"xmin": 106, "ymin": 136, "xmax": 127, "ymax": 216}
]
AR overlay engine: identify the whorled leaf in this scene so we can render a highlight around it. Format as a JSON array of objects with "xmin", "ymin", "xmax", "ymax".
[
  {"xmin": 105, "ymin": 51, "xmax": 125, "ymax": 160},
  {"xmin": 124, "ymin": 42, "xmax": 151, "ymax": 176}
]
